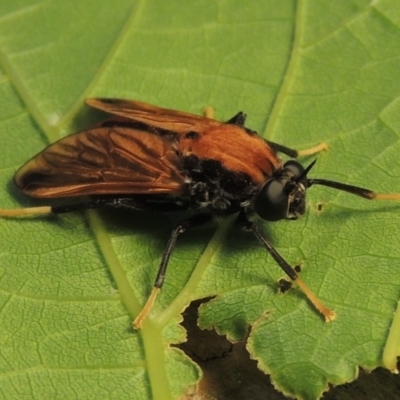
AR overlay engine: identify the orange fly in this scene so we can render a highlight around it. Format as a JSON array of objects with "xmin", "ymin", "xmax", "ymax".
[{"xmin": 1, "ymin": 98, "xmax": 400, "ymax": 329}]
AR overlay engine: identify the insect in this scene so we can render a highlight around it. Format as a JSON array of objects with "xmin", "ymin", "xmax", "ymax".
[{"xmin": 1, "ymin": 98, "xmax": 400, "ymax": 329}]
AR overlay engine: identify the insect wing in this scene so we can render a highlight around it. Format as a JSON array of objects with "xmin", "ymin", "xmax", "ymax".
[
  {"xmin": 15, "ymin": 125, "xmax": 186, "ymax": 198},
  {"xmin": 86, "ymin": 98, "xmax": 220, "ymax": 136},
  {"xmin": 86, "ymin": 98, "xmax": 281, "ymax": 184}
]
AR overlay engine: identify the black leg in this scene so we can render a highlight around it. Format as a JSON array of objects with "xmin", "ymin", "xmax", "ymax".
[
  {"xmin": 0, "ymin": 197, "xmax": 152, "ymax": 217},
  {"xmin": 266, "ymin": 140, "xmax": 328, "ymax": 158},
  {"xmin": 225, "ymin": 112, "xmax": 247, "ymax": 126},
  {"xmin": 133, "ymin": 213, "xmax": 213, "ymax": 329},
  {"xmin": 51, "ymin": 197, "xmax": 188, "ymax": 214},
  {"xmin": 51, "ymin": 198, "xmax": 127, "ymax": 214},
  {"xmin": 266, "ymin": 140, "xmax": 299, "ymax": 158},
  {"xmin": 235, "ymin": 211, "xmax": 336, "ymax": 322},
  {"xmin": 0, "ymin": 197, "xmax": 189, "ymax": 218},
  {"xmin": 154, "ymin": 213, "xmax": 213, "ymax": 288}
]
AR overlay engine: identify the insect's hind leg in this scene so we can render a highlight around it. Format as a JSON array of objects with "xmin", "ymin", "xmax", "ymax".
[
  {"xmin": 133, "ymin": 213, "xmax": 213, "ymax": 329},
  {"xmin": 0, "ymin": 198, "xmax": 109, "ymax": 217},
  {"xmin": 266, "ymin": 140, "xmax": 328, "ymax": 158},
  {"xmin": 51, "ymin": 198, "xmax": 188, "ymax": 213},
  {"xmin": 203, "ymin": 106, "xmax": 215, "ymax": 119},
  {"xmin": 0, "ymin": 198, "xmax": 114, "ymax": 217},
  {"xmin": 204, "ymin": 105, "xmax": 248, "ymax": 127},
  {"xmin": 0, "ymin": 197, "xmax": 173, "ymax": 218},
  {"xmin": 0, "ymin": 205, "xmax": 53, "ymax": 217}
]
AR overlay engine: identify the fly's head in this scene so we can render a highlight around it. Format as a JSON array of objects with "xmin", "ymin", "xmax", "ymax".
[{"xmin": 254, "ymin": 160, "xmax": 316, "ymax": 222}]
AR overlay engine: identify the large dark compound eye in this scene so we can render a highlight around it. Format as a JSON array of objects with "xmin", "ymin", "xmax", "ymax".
[
  {"xmin": 283, "ymin": 160, "xmax": 304, "ymax": 180},
  {"xmin": 254, "ymin": 179, "xmax": 289, "ymax": 221}
]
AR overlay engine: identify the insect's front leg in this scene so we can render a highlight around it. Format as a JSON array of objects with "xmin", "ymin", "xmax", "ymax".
[
  {"xmin": 266, "ymin": 140, "xmax": 328, "ymax": 158},
  {"xmin": 133, "ymin": 213, "xmax": 213, "ymax": 329},
  {"xmin": 235, "ymin": 210, "xmax": 336, "ymax": 322}
]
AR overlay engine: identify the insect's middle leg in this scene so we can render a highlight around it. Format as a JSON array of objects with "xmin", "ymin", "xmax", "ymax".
[{"xmin": 133, "ymin": 213, "xmax": 213, "ymax": 329}]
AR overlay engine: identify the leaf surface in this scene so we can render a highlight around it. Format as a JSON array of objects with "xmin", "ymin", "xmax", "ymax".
[{"xmin": 0, "ymin": 1, "xmax": 399, "ymax": 399}]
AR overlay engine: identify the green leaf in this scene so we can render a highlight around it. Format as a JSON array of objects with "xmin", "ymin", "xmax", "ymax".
[{"xmin": 0, "ymin": 1, "xmax": 400, "ymax": 399}]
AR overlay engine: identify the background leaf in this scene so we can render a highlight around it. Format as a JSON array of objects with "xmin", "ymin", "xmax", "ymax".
[{"xmin": 0, "ymin": 1, "xmax": 400, "ymax": 399}]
